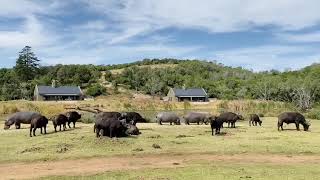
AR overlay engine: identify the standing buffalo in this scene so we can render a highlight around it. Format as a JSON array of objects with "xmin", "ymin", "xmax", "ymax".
[
  {"xmin": 94, "ymin": 117, "xmax": 140, "ymax": 138},
  {"xmin": 210, "ymin": 116, "xmax": 223, "ymax": 135},
  {"xmin": 30, "ymin": 116, "xmax": 48, "ymax": 137},
  {"xmin": 122, "ymin": 112, "xmax": 147, "ymax": 125},
  {"xmin": 65, "ymin": 111, "xmax": 82, "ymax": 128},
  {"xmin": 184, "ymin": 112, "xmax": 210, "ymax": 125},
  {"xmin": 156, "ymin": 112, "xmax": 180, "ymax": 125},
  {"xmin": 51, "ymin": 114, "xmax": 68, "ymax": 132},
  {"xmin": 219, "ymin": 112, "xmax": 244, "ymax": 128},
  {"xmin": 249, "ymin": 114, "xmax": 262, "ymax": 126},
  {"xmin": 4, "ymin": 112, "xmax": 42, "ymax": 130},
  {"xmin": 278, "ymin": 112, "xmax": 310, "ymax": 131}
]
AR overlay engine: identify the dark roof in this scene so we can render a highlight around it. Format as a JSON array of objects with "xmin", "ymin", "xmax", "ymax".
[
  {"xmin": 173, "ymin": 88, "xmax": 207, "ymax": 97},
  {"xmin": 37, "ymin": 86, "xmax": 82, "ymax": 96}
]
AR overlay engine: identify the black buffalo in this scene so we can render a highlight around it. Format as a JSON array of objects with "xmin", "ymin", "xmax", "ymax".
[
  {"xmin": 278, "ymin": 112, "xmax": 310, "ymax": 131},
  {"xmin": 4, "ymin": 112, "xmax": 42, "ymax": 130},
  {"xmin": 94, "ymin": 117, "xmax": 140, "ymax": 138},
  {"xmin": 93, "ymin": 112, "xmax": 122, "ymax": 133},
  {"xmin": 210, "ymin": 116, "xmax": 223, "ymax": 135},
  {"xmin": 65, "ymin": 111, "xmax": 82, "ymax": 128},
  {"xmin": 51, "ymin": 114, "xmax": 68, "ymax": 132},
  {"xmin": 122, "ymin": 112, "xmax": 147, "ymax": 125},
  {"xmin": 249, "ymin": 114, "xmax": 262, "ymax": 126},
  {"xmin": 30, "ymin": 116, "xmax": 48, "ymax": 137},
  {"xmin": 219, "ymin": 112, "xmax": 244, "ymax": 128},
  {"xmin": 156, "ymin": 112, "xmax": 180, "ymax": 125}
]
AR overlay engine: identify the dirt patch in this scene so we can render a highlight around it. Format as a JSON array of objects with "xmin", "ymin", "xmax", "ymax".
[{"xmin": 0, "ymin": 153, "xmax": 320, "ymax": 180}]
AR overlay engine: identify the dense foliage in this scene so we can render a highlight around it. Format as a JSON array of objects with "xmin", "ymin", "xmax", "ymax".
[{"xmin": 1, "ymin": 46, "xmax": 319, "ymax": 111}]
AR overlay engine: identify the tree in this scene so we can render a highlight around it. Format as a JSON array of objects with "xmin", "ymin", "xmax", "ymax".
[
  {"xmin": 86, "ymin": 83, "xmax": 106, "ymax": 97},
  {"xmin": 15, "ymin": 46, "xmax": 40, "ymax": 81}
]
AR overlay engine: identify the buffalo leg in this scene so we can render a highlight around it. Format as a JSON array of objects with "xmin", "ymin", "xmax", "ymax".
[
  {"xmin": 73, "ymin": 122, "xmax": 76, "ymax": 128},
  {"xmin": 40, "ymin": 127, "xmax": 43, "ymax": 134},
  {"xmin": 44, "ymin": 126, "xmax": 47, "ymax": 134},
  {"xmin": 29, "ymin": 126, "xmax": 33, "ymax": 137},
  {"xmin": 249, "ymin": 120, "xmax": 252, "ymax": 126},
  {"xmin": 295, "ymin": 123, "xmax": 300, "ymax": 131},
  {"xmin": 109, "ymin": 127, "xmax": 114, "ymax": 138},
  {"xmin": 159, "ymin": 120, "xmax": 162, "ymax": 125},
  {"xmin": 54, "ymin": 125, "xmax": 57, "ymax": 132},
  {"xmin": 33, "ymin": 127, "xmax": 37, "ymax": 136},
  {"xmin": 68, "ymin": 122, "xmax": 71, "ymax": 128},
  {"xmin": 216, "ymin": 128, "xmax": 220, "ymax": 134},
  {"xmin": 63, "ymin": 123, "xmax": 66, "ymax": 131},
  {"xmin": 211, "ymin": 127, "xmax": 214, "ymax": 136},
  {"xmin": 15, "ymin": 123, "xmax": 21, "ymax": 129},
  {"xmin": 170, "ymin": 122, "xmax": 172, "ymax": 125},
  {"xmin": 96, "ymin": 127, "xmax": 100, "ymax": 137}
]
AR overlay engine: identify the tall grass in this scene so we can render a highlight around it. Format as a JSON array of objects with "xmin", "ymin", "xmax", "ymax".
[{"xmin": 0, "ymin": 98, "xmax": 318, "ymax": 122}]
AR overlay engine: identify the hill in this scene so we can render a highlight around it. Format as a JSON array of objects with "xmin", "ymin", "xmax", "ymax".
[{"xmin": 1, "ymin": 58, "xmax": 320, "ymax": 111}]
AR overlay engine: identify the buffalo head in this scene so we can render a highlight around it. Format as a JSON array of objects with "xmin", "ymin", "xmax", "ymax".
[{"xmin": 4, "ymin": 119, "xmax": 14, "ymax": 130}]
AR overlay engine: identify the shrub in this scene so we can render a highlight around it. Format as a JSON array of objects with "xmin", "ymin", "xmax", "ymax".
[{"xmin": 86, "ymin": 84, "xmax": 107, "ymax": 97}]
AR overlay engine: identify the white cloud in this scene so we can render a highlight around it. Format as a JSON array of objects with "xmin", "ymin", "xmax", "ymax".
[{"xmin": 85, "ymin": 0, "xmax": 320, "ymax": 33}]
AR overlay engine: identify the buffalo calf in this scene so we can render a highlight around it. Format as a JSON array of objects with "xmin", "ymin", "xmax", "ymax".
[
  {"xmin": 52, "ymin": 114, "xmax": 68, "ymax": 132},
  {"xmin": 249, "ymin": 114, "xmax": 262, "ymax": 126},
  {"xmin": 30, "ymin": 116, "xmax": 48, "ymax": 137}
]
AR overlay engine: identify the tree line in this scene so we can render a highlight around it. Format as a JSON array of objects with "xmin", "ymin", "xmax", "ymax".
[{"xmin": 1, "ymin": 46, "xmax": 319, "ymax": 111}]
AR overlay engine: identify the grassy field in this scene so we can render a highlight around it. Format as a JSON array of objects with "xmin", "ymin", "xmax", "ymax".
[
  {"xmin": 42, "ymin": 163, "xmax": 320, "ymax": 180},
  {"xmin": 1, "ymin": 117, "xmax": 320, "ymax": 179},
  {"xmin": 0, "ymin": 117, "xmax": 319, "ymax": 163}
]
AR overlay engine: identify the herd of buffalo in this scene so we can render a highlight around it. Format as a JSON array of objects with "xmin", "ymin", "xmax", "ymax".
[{"xmin": 3, "ymin": 110, "xmax": 311, "ymax": 137}]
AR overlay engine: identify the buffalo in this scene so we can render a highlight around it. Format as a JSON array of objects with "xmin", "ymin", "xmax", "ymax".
[
  {"xmin": 278, "ymin": 112, "xmax": 310, "ymax": 131},
  {"xmin": 51, "ymin": 114, "xmax": 68, "ymax": 132},
  {"xmin": 219, "ymin": 112, "xmax": 244, "ymax": 128},
  {"xmin": 184, "ymin": 112, "xmax": 210, "ymax": 125},
  {"xmin": 65, "ymin": 111, "xmax": 82, "ymax": 128},
  {"xmin": 156, "ymin": 112, "xmax": 180, "ymax": 125},
  {"xmin": 249, "ymin": 114, "xmax": 262, "ymax": 126},
  {"xmin": 4, "ymin": 112, "xmax": 42, "ymax": 130},
  {"xmin": 30, "ymin": 116, "xmax": 48, "ymax": 137},
  {"xmin": 210, "ymin": 116, "xmax": 223, "ymax": 135},
  {"xmin": 122, "ymin": 112, "xmax": 147, "ymax": 125},
  {"xmin": 94, "ymin": 117, "xmax": 140, "ymax": 138}
]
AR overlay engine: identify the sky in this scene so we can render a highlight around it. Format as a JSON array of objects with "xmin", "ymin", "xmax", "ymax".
[{"xmin": 0, "ymin": 0, "xmax": 320, "ymax": 71}]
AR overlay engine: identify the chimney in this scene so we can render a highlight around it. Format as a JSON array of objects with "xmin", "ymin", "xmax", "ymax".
[{"xmin": 52, "ymin": 80, "xmax": 57, "ymax": 88}]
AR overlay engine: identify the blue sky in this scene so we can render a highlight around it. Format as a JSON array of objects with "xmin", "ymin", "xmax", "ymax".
[{"xmin": 0, "ymin": 0, "xmax": 320, "ymax": 71}]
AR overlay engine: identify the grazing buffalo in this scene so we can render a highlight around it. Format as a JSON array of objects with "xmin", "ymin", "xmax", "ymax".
[
  {"xmin": 94, "ymin": 117, "xmax": 140, "ymax": 138},
  {"xmin": 122, "ymin": 112, "xmax": 147, "ymax": 125},
  {"xmin": 210, "ymin": 116, "xmax": 223, "ymax": 135},
  {"xmin": 52, "ymin": 114, "xmax": 68, "ymax": 132},
  {"xmin": 93, "ymin": 112, "xmax": 122, "ymax": 133},
  {"xmin": 278, "ymin": 112, "xmax": 310, "ymax": 131},
  {"xmin": 249, "ymin": 114, "xmax": 262, "ymax": 126},
  {"xmin": 156, "ymin": 112, "xmax": 180, "ymax": 125},
  {"xmin": 184, "ymin": 112, "xmax": 210, "ymax": 125},
  {"xmin": 30, "ymin": 116, "xmax": 48, "ymax": 137},
  {"xmin": 219, "ymin": 112, "xmax": 244, "ymax": 128},
  {"xmin": 65, "ymin": 111, "xmax": 82, "ymax": 128},
  {"xmin": 4, "ymin": 112, "xmax": 42, "ymax": 130}
]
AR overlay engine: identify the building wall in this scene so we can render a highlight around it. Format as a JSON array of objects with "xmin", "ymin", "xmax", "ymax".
[
  {"xmin": 166, "ymin": 88, "xmax": 177, "ymax": 101},
  {"xmin": 33, "ymin": 86, "xmax": 44, "ymax": 101}
]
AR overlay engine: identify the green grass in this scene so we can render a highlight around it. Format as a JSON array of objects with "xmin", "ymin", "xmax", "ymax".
[
  {"xmin": 41, "ymin": 163, "xmax": 320, "ymax": 180},
  {"xmin": 0, "ymin": 117, "xmax": 320, "ymax": 163}
]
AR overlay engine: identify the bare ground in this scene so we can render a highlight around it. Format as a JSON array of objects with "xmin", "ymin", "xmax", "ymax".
[{"xmin": 1, "ymin": 153, "xmax": 320, "ymax": 180}]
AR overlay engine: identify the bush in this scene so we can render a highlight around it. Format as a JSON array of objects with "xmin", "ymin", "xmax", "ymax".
[{"xmin": 86, "ymin": 84, "xmax": 106, "ymax": 97}]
